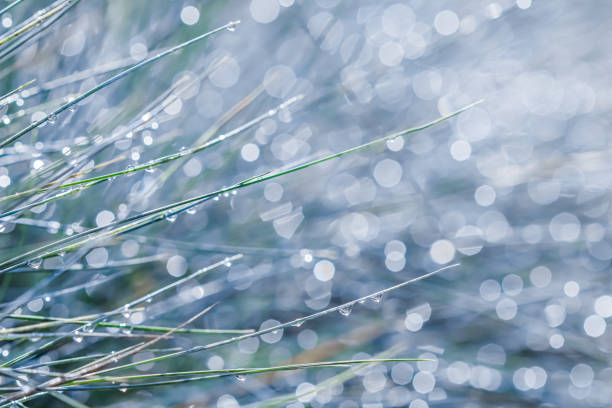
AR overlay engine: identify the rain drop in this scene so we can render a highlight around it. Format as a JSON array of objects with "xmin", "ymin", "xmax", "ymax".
[
  {"xmin": 48, "ymin": 113, "xmax": 57, "ymax": 125},
  {"xmin": 165, "ymin": 212, "xmax": 177, "ymax": 223},
  {"xmin": 27, "ymin": 258, "xmax": 42, "ymax": 270},
  {"xmin": 226, "ymin": 20, "xmax": 240, "ymax": 31},
  {"xmin": 118, "ymin": 323, "xmax": 133, "ymax": 334},
  {"xmin": 234, "ymin": 374, "xmax": 247, "ymax": 382},
  {"xmin": 338, "ymin": 304, "xmax": 353, "ymax": 317},
  {"xmin": 370, "ymin": 293, "xmax": 383, "ymax": 303}
]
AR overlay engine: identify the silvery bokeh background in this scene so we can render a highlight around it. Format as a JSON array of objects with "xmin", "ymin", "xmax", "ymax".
[{"xmin": 1, "ymin": 0, "xmax": 611, "ymax": 406}]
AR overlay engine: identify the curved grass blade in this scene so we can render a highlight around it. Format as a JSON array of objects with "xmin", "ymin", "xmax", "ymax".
[
  {"xmin": 0, "ymin": 0, "xmax": 81, "ymax": 62},
  {"xmin": 20, "ymin": 348, "xmax": 181, "ymax": 370},
  {"xmin": 0, "ymin": 332, "xmax": 167, "ymax": 340},
  {"xmin": 4, "ymin": 313, "xmax": 253, "ymax": 335},
  {"xmin": 0, "ymin": 19, "xmax": 241, "ymax": 147},
  {"xmin": 0, "ymin": 0, "xmax": 76, "ymax": 47},
  {"xmin": 0, "ymin": 79, "xmax": 35, "ymax": 105},
  {"xmin": 0, "ymin": 0, "xmax": 27, "ymax": 17},
  {"xmin": 253, "ymin": 346, "xmax": 403, "ymax": 408},
  {"xmin": 0, "ymin": 254, "xmax": 242, "ymax": 368},
  {"xmin": 86, "ymin": 263, "xmax": 459, "ymax": 376},
  {"xmin": 61, "ymin": 358, "xmax": 426, "ymax": 389},
  {"xmin": 0, "ymin": 100, "xmax": 480, "ymax": 273},
  {"xmin": 0, "ymin": 94, "xmax": 303, "ymax": 209},
  {"xmin": 23, "ymin": 305, "xmax": 218, "ymax": 400}
]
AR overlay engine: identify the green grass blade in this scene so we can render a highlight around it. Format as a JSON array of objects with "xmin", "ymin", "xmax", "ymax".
[{"xmin": 0, "ymin": 19, "xmax": 241, "ymax": 148}]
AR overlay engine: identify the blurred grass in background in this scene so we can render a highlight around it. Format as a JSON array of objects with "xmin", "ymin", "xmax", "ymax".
[{"xmin": 0, "ymin": 0, "xmax": 611, "ymax": 407}]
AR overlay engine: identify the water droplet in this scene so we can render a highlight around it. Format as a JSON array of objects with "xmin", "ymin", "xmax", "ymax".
[
  {"xmin": 61, "ymin": 146, "xmax": 71, "ymax": 156},
  {"xmin": 83, "ymin": 323, "xmax": 94, "ymax": 333},
  {"xmin": 119, "ymin": 383, "xmax": 128, "ymax": 392},
  {"xmin": 126, "ymin": 165, "xmax": 135, "ymax": 172},
  {"xmin": 223, "ymin": 192, "xmax": 230, "ymax": 198},
  {"xmin": 27, "ymin": 258, "xmax": 42, "ymax": 269},
  {"xmin": 370, "ymin": 293, "xmax": 383, "ymax": 303},
  {"xmin": 44, "ymin": 296, "xmax": 51, "ymax": 302},
  {"xmin": 145, "ymin": 165, "xmax": 156, "ymax": 173},
  {"xmin": 146, "ymin": 297, "xmax": 153, "ymax": 303},
  {"xmin": 267, "ymin": 109, "xmax": 278, "ymax": 116},
  {"xmin": 121, "ymin": 325, "xmax": 133, "ymax": 335},
  {"xmin": 186, "ymin": 208, "xmax": 197, "ymax": 215},
  {"xmin": 338, "ymin": 303, "xmax": 353, "ymax": 317},
  {"xmin": 292, "ymin": 321, "xmax": 304, "ymax": 327},
  {"xmin": 48, "ymin": 113, "xmax": 57, "ymax": 124},
  {"xmin": 73, "ymin": 335, "xmax": 83, "ymax": 343},
  {"xmin": 122, "ymin": 305, "xmax": 131, "ymax": 319},
  {"xmin": 0, "ymin": 223, "xmax": 6, "ymax": 233},
  {"xmin": 225, "ymin": 261, "xmax": 232, "ymax": 267},
  {"xmin": 165, "ymin": 211, "xmax": 177, "ymax": 223},
  {"xmin": 226, "ymin": 20, "xmax": 240, "ymax": 31},
  {"xmin": 118, "ymin": 323, "xmax": 130, "ymax": 334},
  {"xmin": 68, "ymin": 105, "xmax": 76, "ymax": 113},
  {"xmin": 234, "ymin": 374, "xmax": 247, "ymax": 382}
]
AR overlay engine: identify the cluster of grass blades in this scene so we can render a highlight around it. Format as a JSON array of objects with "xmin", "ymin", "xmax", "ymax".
[{"xmin": 0, "ymin": 2, "xmax": 482, "ymax": 407}]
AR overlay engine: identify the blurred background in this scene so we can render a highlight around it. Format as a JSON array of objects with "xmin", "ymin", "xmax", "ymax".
[{"xmin": 0, "ymin": 0, "xmax": 611, "ymax": 406}]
